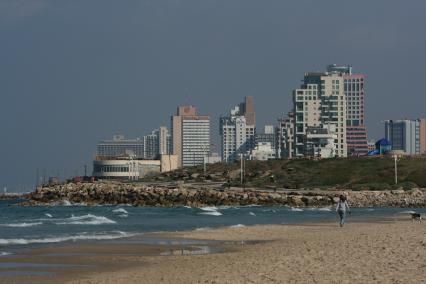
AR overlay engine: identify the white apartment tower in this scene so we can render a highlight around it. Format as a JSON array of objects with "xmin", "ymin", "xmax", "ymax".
[
  {"xmin": 220, "ymin": 97, "xmax": 256, "ymax": 162},
  {"xmin": 293, "ymin": 72, "xmax": 347, "ymax": 158},
  {"xmin": 171, "ymin": 106, "xmax": 210, "ymax": 167}
]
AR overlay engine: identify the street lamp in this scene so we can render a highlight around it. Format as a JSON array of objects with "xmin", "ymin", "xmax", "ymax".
[
  {"xmin": 393, "ymin": 154, "xmax": 399, "ymax": 185},
  {"xmin": 240, "ymin": 153, "xmax": 246, "ymax": 191}
]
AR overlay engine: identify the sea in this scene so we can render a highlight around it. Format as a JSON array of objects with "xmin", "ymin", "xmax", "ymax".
[{"xmin": 1, "ymin": 199, "xmax": 424, "ymax": 257}]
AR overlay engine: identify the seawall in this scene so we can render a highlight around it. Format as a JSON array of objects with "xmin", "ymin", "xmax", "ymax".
[{"xmin": 21, "ymin": 182, "xmax": 426, "ymax": 207}]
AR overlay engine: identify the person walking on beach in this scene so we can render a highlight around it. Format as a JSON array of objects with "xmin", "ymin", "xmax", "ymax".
[{"xmin": 336, "ymin": 195, "xmax": 350, "ymax": 227}]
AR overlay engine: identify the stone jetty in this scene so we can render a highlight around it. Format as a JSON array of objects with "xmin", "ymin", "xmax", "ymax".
[{"xmin": 21, "ymin": 181, "xmax": 426, "ymax": 207}]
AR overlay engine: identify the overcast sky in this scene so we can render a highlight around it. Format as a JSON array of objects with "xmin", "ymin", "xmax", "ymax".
[{"xmin": 1, "ymin": 0, "xmax": 425, "ymax": 192}]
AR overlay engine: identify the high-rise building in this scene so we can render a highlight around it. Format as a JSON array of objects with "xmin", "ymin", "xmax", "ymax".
[
  {"xmin": 293, "ymin": 72, "xmax": 347, "ymax": 158},
  {"xmin": 276, "ymin": 112, "xmax": 294, "ymax": 159},
  {"xmin": 327, "ymin": 64, "xmax": 368, "ymax": 156},
  {"xmin": 143, "ymin": 126, "xmax": 171, "ymax": 159},
  {"xmin": 171, "ymin": 106, "xmax": 210, "ymax": 167},
  {"xmin": 220, "ymin": 97, "xmax": 256, "ymax": 162},
  {"xmin": 384, "ymin": 119, "xmax": 426, "ymax": 155},
  {"xmin": 96, "ymin": 135, "xmax": 144, "ymax": 158}
]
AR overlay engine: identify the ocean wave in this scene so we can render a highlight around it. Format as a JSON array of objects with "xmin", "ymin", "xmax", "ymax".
[
  {"xmin": 112, "ymin": 208, "xmax": 128, "ymax": 214},
  {"xmin": 195, "ymin": 227, "xmax": 211, "ymax": 231},
  {"xmin": 199, "ymin": 211, "xmax": 222, "ymax": 216},
  {"xmin": 45, "ymin": 213, "xmax": 53, "ymax": 218},
  {"xmin": 0, "ymin": 252, "xmax": 12, "ymax": 256},
  {"xmin": 56, "ymin": 214, "xmax": 116, "ymax": 225},
  {"xmin": 249, "ymin": 212, "xmax": 256, "ymax": 216},
  {"xmin": 118, "ymin": 214, "xmax": 128, "ymax": 218},
  {"xmin": 183, "ymin": 206, "xmax": 192, "ymax": 209},
  {"xmin": 262, "ymin": 209, "xmax": 277, "ymax": 213},
  {"xmin": 0, "ymin": 231, "xmax": 135, "ymax": 245},
  {"xmin": 217, "ymin": 206, "xmax": 232, "ymax": 210},
  {"xmin": 318, "ymin": 208, "xmax": 332, "ymax": 212},
  {"xmin": 1, "ymin": 222, "xmax": 43, "ymax": 228},
  {"xmin": 290, "ymin": 207, "xmax": 304, "ymax": 212},
  {"xmin": 398, "ymin": 210, "xmax": 417, "ymax": 214},
  {"xmin": 230, "ymin": 224, "xmax": 245, "ymax": 228},
  {"xmin": 200, "ymin": 206, "xmax": 219, "ymax": 212}
]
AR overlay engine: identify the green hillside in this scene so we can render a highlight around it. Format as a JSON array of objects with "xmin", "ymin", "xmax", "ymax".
[{"xmin": 147, "ymin": 157, "xmax": 426, "ymax": 190}]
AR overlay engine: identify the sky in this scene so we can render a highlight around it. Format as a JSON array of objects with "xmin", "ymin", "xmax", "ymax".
[{"xmin": 1, "ymin": 0, "xmax": 425, "ymax": 192}]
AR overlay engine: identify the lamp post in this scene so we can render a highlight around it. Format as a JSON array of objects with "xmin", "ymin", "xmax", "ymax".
[
  {"xmin": 240, "ymin": 153, "xmax": 246, "ymax": 191},
  {"xmin": 393, "ymin": 154, "xmax": 398, "ymax": 184}
]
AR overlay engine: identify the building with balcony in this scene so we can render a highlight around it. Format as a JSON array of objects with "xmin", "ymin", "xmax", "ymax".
[
  {"xmin": 220, "ymin": 97, "xmax": 256, "ymax": 162},
  {"xmin": 293, "ymin": 72, "xmax": 347, "ymax": 158}
]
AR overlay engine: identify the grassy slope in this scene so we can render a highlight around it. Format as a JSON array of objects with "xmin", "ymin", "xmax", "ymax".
[{"xmin": 148, "ymin": 157, "xmax": 426, "ymax": 190}]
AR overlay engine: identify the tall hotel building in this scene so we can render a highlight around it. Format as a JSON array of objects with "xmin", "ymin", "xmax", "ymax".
[
  {"xmin": 293, "ymin": 72, "xmax": 347, "ymax": 157},
  {"xmin": 171, "ymin": 106, "xmax": 210, "ymax": 167},
  {"xmin": 327, "ymin": 65, "xmax": 368, "ymax": 156},
  {"xmin": 220, "ymin": 96, "xmax": 256, "ymax": 162},
  {"xmin": 96, "ymin": 135, "xmax": 145, "ymax": 158}
]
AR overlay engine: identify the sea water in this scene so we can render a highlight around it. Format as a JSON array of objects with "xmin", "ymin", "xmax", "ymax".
[{"xmin": 0, "ymin": 199, "xmax": 424, "ymax": 255}]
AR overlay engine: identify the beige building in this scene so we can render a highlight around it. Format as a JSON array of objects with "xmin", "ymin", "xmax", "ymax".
[
  {"xmin": 160, "ymin": 154, "xmax": 179, "ymax": 173},
  {"xmin": 171, "ymin": 106, "xmax": 210, "ymax": 167},
  {"xmin": 293, "ymin": 72, "xmax": 347, "ymax": 158}
]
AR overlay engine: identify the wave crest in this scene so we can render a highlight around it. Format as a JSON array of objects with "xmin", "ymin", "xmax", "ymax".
[
  {"xmin": 112, "ymin": 208, "xmax": 128, "ymax": 214},
  {"xmin": 56, "ymin": 214, "xmax": 116, "ymax": 225},
  {"xmin": 1, "ymin": 222, "xmax": 42, "ymax": 228},
  {"xmin": 0, "ymin": 231, "xmax": 135, "ymax": 245}
]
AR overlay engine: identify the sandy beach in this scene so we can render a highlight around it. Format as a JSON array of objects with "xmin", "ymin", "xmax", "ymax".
[{"xmin": 2, "ymin": 218, "xmax": 425, "ymax": 284}]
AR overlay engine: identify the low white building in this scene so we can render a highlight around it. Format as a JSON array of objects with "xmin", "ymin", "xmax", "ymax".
[
  {"xmin": 250, "ymin": 142, "xmax": 276, "ymax": 161},
  {"xmin": 93, "ymin": 154, "xmax": 179, "ymax": 180},
  {"xmin": 305, "ymin": 126, "xmax": 337, "ymax": 158}
]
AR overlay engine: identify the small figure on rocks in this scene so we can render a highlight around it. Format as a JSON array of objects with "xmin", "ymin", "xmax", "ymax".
[{"xmin": 336, "ymin": 194, "xmax": 351, "ymax": 227}]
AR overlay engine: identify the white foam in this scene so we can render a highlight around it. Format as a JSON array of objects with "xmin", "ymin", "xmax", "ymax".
[
  {"xmin": 183, "ymin": 206, "xmax": 192, "ymax": 209},
  {"xmin": 195, "ymin": 227, "xmax": 211, "ymax": 231},
  {"xmin": 199, "ymin": 211, "xmax": 223, "ymax": 216},
  {"xmin": 217, "ymin": 206, "xmax": 232, "ymax": 210},
  {"xmin": 200, "ymin": 206, "xmax": 218, "ymax": 212},
  {"xmin": 230, "ymin": 224, "xmax": 245, "ymax": 228},
  {"xmin": 0, "ymin": 252, "xmax": 12, "ymax": 256},
  {"xmin": 1, "ymin": 222, "xmax": 43, "ymax": 228},
  {"xmin": 249, "ymin": 212, "xmax": 256, "ymax": 216},
  {"xmin": 318, "ymin": 208, "xmax": 332, "ymax": 212},
  {"xmin": 45, "ymin": 213, "xmax": 53, "ymax": 218},
  {"xmin": 0, "ymin": 231, "xmax": 135, "ymax": 245},
  {"xmin": 112, "ymin": 208, "xmax": 128, "ymax": 214},
  {"xmin": 291, "ymin": 207, "xmax": 304, "ymax": 212},
  {"xmin": 56, "ymin": 214, "xmax": 116, "ymax": 225},
  {"xmin": 398, "ymin": 210, "xmax": 417, "ymax": 214},
  {"xmin": 62, "ymin": 200, "xmax": 72, "ymax": 206},
  {"xmin": 118, "ymin": 214, "xmax": 128, "ymax": 218}
]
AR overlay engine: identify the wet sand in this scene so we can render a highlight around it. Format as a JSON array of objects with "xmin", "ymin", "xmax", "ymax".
[{"xmin": 1, "ymin": 219, "xmax": 425, "ymax": 284}]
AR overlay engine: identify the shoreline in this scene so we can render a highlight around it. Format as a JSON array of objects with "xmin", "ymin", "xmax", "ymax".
[{"xmin": 1, "ymin": 215, "xmax": 424, "ymax": 283}]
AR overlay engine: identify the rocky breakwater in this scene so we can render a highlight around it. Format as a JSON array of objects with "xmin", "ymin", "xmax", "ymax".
[{"xmin": 21, "ymin": 182, "xmax": 426, "ymax": 208}]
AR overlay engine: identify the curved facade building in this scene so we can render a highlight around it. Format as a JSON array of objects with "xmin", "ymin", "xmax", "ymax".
[{"xmin": 93, "ymin": 159, "xmax": 161, "ymax": 180}]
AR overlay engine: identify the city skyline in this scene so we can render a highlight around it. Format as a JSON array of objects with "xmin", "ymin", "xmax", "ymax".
[{"xmin": 1, "ymin": 1, "xmax": 426, "ymax": 191}]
